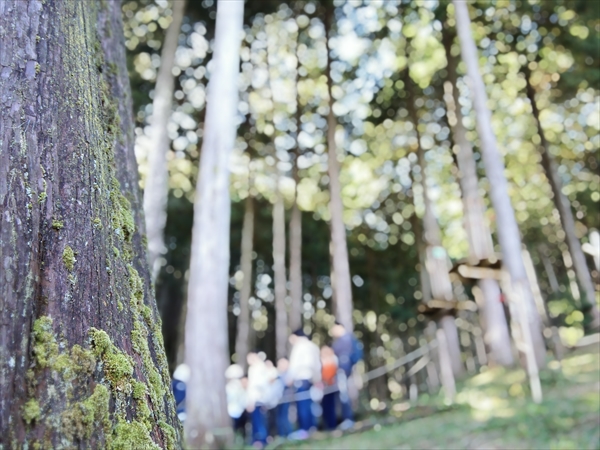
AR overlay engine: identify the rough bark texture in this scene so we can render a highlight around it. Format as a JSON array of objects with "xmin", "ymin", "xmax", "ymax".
[
  {"xmin": 234, "ymin": 195, "xmax": 254, "ymax": 370},
  {"xmin": 143, "ymin": 0, "xmax": 186, "ymax": 282},
  {"xmin": 183, "ymin": 0, "xmax": 243, "ymax": 447},
  {"xmin": 272, "ymin": 191, "xmax": 288, "ymax": 360},
  {"xmin": 525, "ymin": 75, "xmax": 600, "ymax": 329},
  {"xmin": 405, "ymin": 73, "xmax": 464, "ymax": 378},
  {"xmin": 442, "ymin": 27, "xmax": 514, "ymax": 367},
  {"xmin": 0, "ymin": 1, "xmax": 181, "ymax": 448},
  {"xmin": 453, "ymin": 0, "xmax": 546, "ymax": 369},
  {"xmin": 324, "ymin": 5, "xmax": 354, "ymax": 332}
]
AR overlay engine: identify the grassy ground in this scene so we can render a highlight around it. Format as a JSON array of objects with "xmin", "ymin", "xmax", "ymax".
[{"xmin": 283, "ymin": 348, "xmax": 600, "ymax": 450}]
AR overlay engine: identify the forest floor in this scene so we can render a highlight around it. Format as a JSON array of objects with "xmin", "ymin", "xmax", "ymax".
[{"xmin": 281, "ymin": 346, "xmax": 600, "ymax": 450}]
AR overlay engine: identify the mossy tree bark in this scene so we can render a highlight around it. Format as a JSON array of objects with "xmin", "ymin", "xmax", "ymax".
[
  {"xmin": 143, "ymin": 0, "xmax": 186, "ymax": 283},
  {"xmin": 324, "ymin": 3, "xmax": 354, "ymax": 332},
  {"xmin": 0, "ymin": 1, "xmax": 181, "ymax": 448},
  {"xmin": 183, "ymin": 0, "xmax": 244, "ymax": 448}
]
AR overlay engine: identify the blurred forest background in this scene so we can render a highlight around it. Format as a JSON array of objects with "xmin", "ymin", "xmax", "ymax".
[{"xmin": 128, "ymin": 0, "xmax": 598, "ymax": 378}]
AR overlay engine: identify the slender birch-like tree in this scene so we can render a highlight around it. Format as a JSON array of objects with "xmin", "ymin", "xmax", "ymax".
[
  {"xmin": 405, "ymin": 71, "xmax": 464, "ymax": 378},
  {"xmin": 143, "ymin": 0, "xmax": 186, "ymax": 282},
  {"xmin": 324, "ymin": 2, "xmax": 354, "ymax": 332},
  {"xmin": 442, "ymin": 24, "xmax": 514, "ymax": 366},
  {"xmin": 453, "ymin": 1, "xmax": 545, "ymax": 401},
  {"xmin": 273, "ymin": 182, "xmax": 288, "ymax": 360},
  {"xmin": 288, "ymin": 24, "xmax": 304, "ymax": 333},
  {"xmin": 524, "ymin": 71, "xmax": 600, "ymax": 330},
  {"xmin": 234, "ymin": 194, "xmax": 255, "ymax": 370},
  {"xmin": 184, "ymin": 1, "xmax": 244, "ymax": 447}
]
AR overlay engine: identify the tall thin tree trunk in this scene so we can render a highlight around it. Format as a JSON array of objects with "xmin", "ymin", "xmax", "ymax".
[
  {"xmin": 442, "ymin": 27, "xmax": 514, "ymax": 367},
  {"xmin": 324, "ymin": 4, "xmax": 354, "ymax": 332},
  {"xmin": 289, "ymin": 195, "xmax": 302, "ymax": 332},
  {"xmin": 538, "ymin": 244, "xmax": 560, "ymax": 293},
  {"xmin": 184, "ymin": 1, "xmax": 244, "ymax": 447},
  {"xmin": 143, "ymin": 0, "xmax": 186, "ymax": 282},
  {"xmin": 235, "ymin": 195, "xmax": 254, "ymax": 370},
  {"xmin": 288, "ymin": 34, "xmax": 303, "ymax": 333},
  {"xmin": 0, "ymin": 1, "xmax": 180, "ymax": 447},
  {"xmin": 524, "ymin": 74, "xmax": 600, "ymax": 329},
  {"xmin": 273, "ymin": 188, "xmax": 288, "ymax": 360},
  {"xmin": 405, "ymin": 72, "xmax": 464, "ymax": 378},
  {"xmin": 453, "ymin": 1, "xmax": 545, "ymax": 398}
]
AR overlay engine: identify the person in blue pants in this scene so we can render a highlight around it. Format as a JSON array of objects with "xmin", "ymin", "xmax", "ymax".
[
  {"xmin": 275, "ymin": 358, "xmax": 293, "ymax": 437},
  {"xmin": 250, "ymin": 405, "xmax": 268, "ymax": 446},
  {"xmin": 287, "ymin": 329, "xmax": 322, "ymax": 437},
  {"xmin": 331, "ymin": 321, "xmax": 362, "ymax": 428}
]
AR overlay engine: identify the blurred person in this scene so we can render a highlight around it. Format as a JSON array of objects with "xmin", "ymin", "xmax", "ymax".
[
  {"xmin": 225, "ymin": 364, "xmax": 247, "ymax": 439},
  {"xmin": 275, "ymin": 358, "xmax": 293, "ymax": 437},
  {"xmin": 172, "ymin": 364, "xmax": 190, "ymax": 422},
  {"xmin": 262, "ymin": 359, "xmax": 281, "ymax": 441},
  {"xmin": 287, "ymin": 329, "xmax": 321, "ymax": 438},
  {"xmin": 320, "ymin": 345, "xmax": 339, "ymax": 430},
  {"xmin": 331, "ymin": 321, "xmax": 363, "ymax": 429},
  {"xmin": 246, "ymin": 352, "xmax": 270, "ymax": 447}
]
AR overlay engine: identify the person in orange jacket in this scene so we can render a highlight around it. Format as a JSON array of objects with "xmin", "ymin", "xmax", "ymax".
[{"xmin": 320, "ymin": 345, "xmax": 338, "ymax": 430}]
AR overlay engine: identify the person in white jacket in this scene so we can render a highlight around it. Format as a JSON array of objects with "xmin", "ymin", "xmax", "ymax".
[
  {"xmin": 287, "ymin": 329, "xmax": 322, "ymax": 434},
  {"xmin": 246, "ymin": 352, "xmax": 270, "ymax": 446}
]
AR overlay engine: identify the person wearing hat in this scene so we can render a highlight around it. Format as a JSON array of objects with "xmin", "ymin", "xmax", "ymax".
[{"xmin": 287, "ymin": 329, "xmax": 321, "ymax": 436}]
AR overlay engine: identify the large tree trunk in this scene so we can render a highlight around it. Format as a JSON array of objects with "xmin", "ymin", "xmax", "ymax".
[
  {"xmin": 324, "ymin": 4, "xmax": 354, "ymax": 332},
  {"xmin": 273, "ymin": 189, "xmax": 288, "ymax": 360},
  {"xmin": 234, "ymin": 195, "xmax": 254, "ymax": 370},
  {"xmin": 405, "ymin": 72, "xmax": 464, "ymax": 378},
  {"xmin": 524, "ymin": 74, "xmax": 600, "ymax": 330},
  {"xmin": 0, "ymin": 1, "xmax": 180, "ymax": 448},
  {"xmin": 453, "ymin": 1, "xmax": 545, "ymax": 398},
  {"xmin": 441, "ymin": 27, "xmax": 514, "ymax": 367},
  {"xmin": 184, "ymin": 1, "xmax": 244, "ymax": 447},
  {"xmin": 143, "ymin": 0, "xmax": 186, "ymax": 282}
]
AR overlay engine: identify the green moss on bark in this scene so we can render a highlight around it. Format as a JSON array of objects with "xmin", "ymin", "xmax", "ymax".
[
  {"xmin": 90, "ymin": 328, "xmax": 134, "ymax": 394},
  {"xmin": 32, "ymin": 316, "xmax": 59, "ymax": 368},
  {"xmin": 62, "ymin": 245, "xmax": 76, "ymax": 271},
  {"xmin": 110, "ymin": 420, "xmax": 160, "ymax": 450},
  {"xmin": 61, "ymin": 384, "xmax": 110, "ymax": 441},
  {"xmin": 23, "ymin": 399, "xmax": 41, "ymax": 424}
]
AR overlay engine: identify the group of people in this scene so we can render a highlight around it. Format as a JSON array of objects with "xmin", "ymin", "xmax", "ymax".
[{"xmin": 224, "ymin": 322, "xmax": 363, "ymax": 447}]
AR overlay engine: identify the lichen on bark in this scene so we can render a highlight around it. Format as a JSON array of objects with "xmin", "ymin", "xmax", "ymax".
[{"xmin": 0, "ymin": 0, "xmax": 181, "ymax": 447}]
